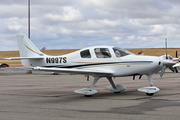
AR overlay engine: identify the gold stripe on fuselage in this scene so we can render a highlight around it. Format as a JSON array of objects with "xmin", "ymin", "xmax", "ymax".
[{"xmin": 76, "ymin": 62, "xmax": 151, "ymax": 69}]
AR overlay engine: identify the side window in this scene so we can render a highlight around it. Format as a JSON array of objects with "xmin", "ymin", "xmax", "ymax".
[
  {"xmin": 80, "ymin": 49, "xmax": 91, "ymax": 58},
  {"xmin": 94, "ymin": 48, "xmax": 111, "ymax": 58}
]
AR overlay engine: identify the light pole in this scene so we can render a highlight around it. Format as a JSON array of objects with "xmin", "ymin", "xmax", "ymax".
[
  {"xmin": 27, "ymin": 0, "xmax": 32, "ymax": 74},
  {"xmin": 28, "ymin": 0, "xmax": 30, "ymax": 39}
]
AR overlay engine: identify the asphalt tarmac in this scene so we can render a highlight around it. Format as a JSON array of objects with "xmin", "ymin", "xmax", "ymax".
[{"xmin": 0, "ymin": 67, "xmax": 180, "ymax": 120}]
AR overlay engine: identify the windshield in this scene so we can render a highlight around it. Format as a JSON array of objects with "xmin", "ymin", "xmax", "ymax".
[{"xmin": 113, "ymin": 47, "xmax": 133, "ymax": 57}]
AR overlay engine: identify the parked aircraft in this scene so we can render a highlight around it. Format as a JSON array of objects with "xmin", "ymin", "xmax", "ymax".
[
  {"xmin": 160, "ymin": 55, "xmax": 179, "ymax": 72},
  {"xmin": 138, "ymin": 51, "xmax": 144, "ymax": 55},
  {"xmin": 5, "ymin": 34, "xmax": 171, "ymax": 97},
  {"xmin": 159, "ymin": 39, "xmax": 179, "ymax": 78}
]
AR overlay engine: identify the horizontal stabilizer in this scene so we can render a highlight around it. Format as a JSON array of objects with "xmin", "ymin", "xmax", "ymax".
[{"xmin": 3, "ymin": 57, "xmax": 44, "ymax": 60}]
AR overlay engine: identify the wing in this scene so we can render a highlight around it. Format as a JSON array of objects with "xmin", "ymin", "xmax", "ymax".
[
  {"xmin": 173, "ymin": 63, "xmax": 180, "ymax": 67},
  {"xmin": 33, "ymin": 66, "xmax": 114, "ymax": 76}
]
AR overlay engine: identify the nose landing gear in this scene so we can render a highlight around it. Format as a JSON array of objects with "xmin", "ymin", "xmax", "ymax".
[{"xmin": 138, "ymin": 74, "xmax": 160, "ymax": 96}]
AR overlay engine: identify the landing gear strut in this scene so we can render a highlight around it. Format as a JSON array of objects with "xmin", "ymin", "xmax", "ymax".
[
  {"xmin": 105, "ymin": 77, "xmax": 126, "ymax": 93},
  {"xmin": 74, "ymin": 77, "xmax": 100, "ymax": 96}
]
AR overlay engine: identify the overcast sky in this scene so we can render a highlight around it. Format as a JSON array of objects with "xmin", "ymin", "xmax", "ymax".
[{"xmin": 0, "ymin": 0, "xmax": 180, "ymax": 51}]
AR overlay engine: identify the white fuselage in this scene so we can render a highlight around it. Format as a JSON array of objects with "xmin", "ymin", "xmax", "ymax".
[{"xmin": 22, "ymin": 46, "xmax": 163, "ymax": 77}]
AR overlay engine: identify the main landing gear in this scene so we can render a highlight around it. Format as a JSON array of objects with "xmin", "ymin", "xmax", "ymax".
[
  {"xmin": 74, "ymin": 77, "xmax": 126, "ymax": 97},
  {"xmin": 138, "ymin": 74, "xmax": 160, "ymax": 96}
]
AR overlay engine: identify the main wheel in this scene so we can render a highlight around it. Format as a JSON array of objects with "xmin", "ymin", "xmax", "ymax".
[
  {"xmin": 146, "ymin": 93, "xmax": 154, "ymax": 96},
  {"xmin": 114, "ymin": 92, "xmax": 120, "ymax": 93}
]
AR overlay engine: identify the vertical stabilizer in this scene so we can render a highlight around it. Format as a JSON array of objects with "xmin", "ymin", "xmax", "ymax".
[
  {"xmin": 17, "ymin": 34, "xmax": 45, "ymax": 57},
  {"xmin": 16, "ymin": 34, "xmax": 46, "ymax": 67}
]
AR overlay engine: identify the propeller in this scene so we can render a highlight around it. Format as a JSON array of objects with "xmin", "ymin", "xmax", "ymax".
[
  {"xmin": 159, "ymin": 39, "xmax": 179, "ymax": 79},
  {"xmin": 159, "ymin": 58, "xmax": 177, "ymax": 78}
]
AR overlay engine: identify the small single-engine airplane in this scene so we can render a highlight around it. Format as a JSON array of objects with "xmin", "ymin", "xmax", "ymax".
[{"xmin": 5, "ymin": 34, "xmax": 167, "ymax": 97}]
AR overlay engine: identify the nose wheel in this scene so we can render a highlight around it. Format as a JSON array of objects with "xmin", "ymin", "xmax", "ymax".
[
  {"xmin": 146, "ymin": 93, "xmax": 154, "ymax": 96},
  {"xmin": 84, "ymin": 95, "xmax": 92, "ymax": 97}
]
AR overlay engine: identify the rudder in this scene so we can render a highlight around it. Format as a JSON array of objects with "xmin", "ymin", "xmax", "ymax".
[
  {"xmin": 16, "ymin": 34, "xmax": 46, "ymax": 67},
  {"xmin": 17, "ymin": 34, "xmax": 45, "ymax": 57}
]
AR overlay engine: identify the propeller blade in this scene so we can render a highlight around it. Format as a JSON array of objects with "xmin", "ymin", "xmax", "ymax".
[
  {"xmin": 139, "ymin": 75, "xmax": 143, "ymax": 79},
  {"xmin": 176, "ymin": 51, "xmax": 178, "ymax": 58},
  {"xmin": 165, "ymin": 38, "xmax": 168, "ymax": 59},
  {"xmin": 159, "ymin": 65, "xmax": 166, "ymax": 79},
  {"xmin": 169, "ymin": 66, "xmax": 178, "ymax": 73},
  {"xmin": 174, "ymin": 67, "xmax": 178, "ymax": 73}
]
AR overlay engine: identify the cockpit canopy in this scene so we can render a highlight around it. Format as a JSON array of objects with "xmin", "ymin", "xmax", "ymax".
[
  {"xmin": 162, "ymin": 55, "xmax": 173, "ymax": 60},
  {"xmin": 113, "ymin": 47, "xmax": 133, "ymax": 57},
  {"xmin": 80, "ymin": 46, "xmax": 133, "ymax": 58}
]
